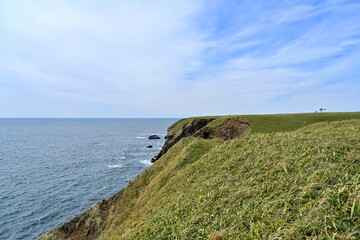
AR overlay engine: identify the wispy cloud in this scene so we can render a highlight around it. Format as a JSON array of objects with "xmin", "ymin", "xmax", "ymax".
[
  {"xmin": 178, "ymin": 0, "xmax": 360, "ymax": 115},
  {"xmin": 0, "ymin": 0, "xmax": 359, "ymax": 117}
]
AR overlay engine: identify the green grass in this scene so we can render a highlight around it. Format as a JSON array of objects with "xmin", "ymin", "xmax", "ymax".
[
  {"xmin": 97, "ymin": 118, "xmax": 360, "ymax": 239},
  {"xmin": 40, "ymin": 112, "xmax": 360, "ymax": 239},
  {"xmin": 167, "ymin": 112, "xmax": 360, "ymax": 136}
]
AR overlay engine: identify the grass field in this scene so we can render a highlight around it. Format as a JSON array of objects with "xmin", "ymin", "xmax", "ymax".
[
  {"xmin": 40, "ymin": 112, "xmax": 360, "ymax": 240},
  {"xmin": 168, "ymin": 112, "xmax": 360, "ymax": 135}
]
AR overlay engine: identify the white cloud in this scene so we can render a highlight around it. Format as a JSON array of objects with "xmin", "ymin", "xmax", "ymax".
[
  {"xmin": 0, "ymin": 1, "xmax": 210, "ymax": 116},
  {"xmin": 0, "ymin": 0, "xmax": 359, "ymax": 117}
]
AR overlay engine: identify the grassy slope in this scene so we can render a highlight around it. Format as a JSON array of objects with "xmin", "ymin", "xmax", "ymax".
[
  {"xmin": 96, "ymin": 113, "xmax": 360, "ymax": 239},
  {"xmin": 40, "ymin": 112, "xmax": 360, "ymax": 239}
]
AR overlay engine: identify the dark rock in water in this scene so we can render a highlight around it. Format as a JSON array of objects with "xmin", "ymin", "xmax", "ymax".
[
  {"xmin": 148, "ymin": 135, "xmax": 161, "ymax": 140},
  {"xmin": 146, "ymin": 145, "xmax": 153, "ymax": 148}
]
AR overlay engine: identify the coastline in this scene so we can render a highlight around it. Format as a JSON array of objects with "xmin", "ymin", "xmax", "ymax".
[{"xmin": 39, "ymin": 113, "xmax": 360, "ymax": 239}]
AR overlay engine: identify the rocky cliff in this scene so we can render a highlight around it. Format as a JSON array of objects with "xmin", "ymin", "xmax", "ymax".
[
  {"xmin": 152, "ymin": 117, "xmax": 250, "ymax": 162},
  {"xmin": 39, "ymin": 113, "xmax": 360, "ymax": 240},
  {"xmin": 39, "ymin": 117, "xmax": 251, "ymax": 240}
]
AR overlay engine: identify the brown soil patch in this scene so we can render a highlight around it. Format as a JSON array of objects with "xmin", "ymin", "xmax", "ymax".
[
  {"xmin": 194, "ymin": 120, "xmax": 250, "ymax": 140},
  {"xmin": 55, "ymin": 189, "xmax": 124, "ymax": 240}
]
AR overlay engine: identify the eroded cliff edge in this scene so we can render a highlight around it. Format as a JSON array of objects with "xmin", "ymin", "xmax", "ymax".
[
  {"xmin": 38, "ymin": 113, "xmax": 360, "ymax": 239},
  {"xmin": 39, "ymin": 117, "xmax": 251, "ymax": 240},
  {"xmin": 152, "ymin": 117, "xmax": 250, "ymax": 162}
]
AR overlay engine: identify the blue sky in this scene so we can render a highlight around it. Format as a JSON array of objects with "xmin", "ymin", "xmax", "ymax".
[{"xmin": 0, "ymin": 0, "xmax": 359, "ymax": 117}]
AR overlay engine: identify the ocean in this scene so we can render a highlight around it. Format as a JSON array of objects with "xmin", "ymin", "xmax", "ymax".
[{"xmin": 0, "ymin": 118, "xmax": 176, "ymax": 240}]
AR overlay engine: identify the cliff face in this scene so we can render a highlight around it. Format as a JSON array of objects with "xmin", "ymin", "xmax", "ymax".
[
  {"xmin": 39, "ymin": 117, "xmax": 251, "ymax": 240},
  {"xmin": 152, "ymin": 117, "xmax": 251, "ymax": 162},
  {"xmin": 151, "ymin": 118, "xmax": 214, "ymax": 162},
  {"xmin": 39, "ymin": 113, "xmax": 360, "ymax": 240},
  {"xmin": 49, "ymin": 189, "xmax": 124, "ymax": 240}
]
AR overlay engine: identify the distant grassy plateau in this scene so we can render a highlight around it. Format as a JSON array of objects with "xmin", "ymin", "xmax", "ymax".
[{"xmin": 40, "ymin": 112, "xmax": 360, "ymax": 240}]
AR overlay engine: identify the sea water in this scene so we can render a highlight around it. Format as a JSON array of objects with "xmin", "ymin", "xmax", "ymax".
[{"xmin": 0, "ymin": 118, "xmax": 176, "ymax": 240}]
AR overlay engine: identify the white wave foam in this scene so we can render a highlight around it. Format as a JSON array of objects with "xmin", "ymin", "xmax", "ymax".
[
  {"xmin": 120, "ymin": 156, "xmax": 126, "ymax": 159},
  {"xmin": 106, "ymin": 164, "xmax": 123, "ymax": 168},
  {"xmin": 140, "ymin": 159, "xmax": 152, "ymax": 165},
  {"xmin": 135, "ymin": 136, "xmax": 146, "ymax": 139}
]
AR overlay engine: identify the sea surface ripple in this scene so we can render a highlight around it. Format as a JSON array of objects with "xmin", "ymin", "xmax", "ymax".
[{"xmin": 0, "ymin": 118, "xmax": 176, "ymax": 240}]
